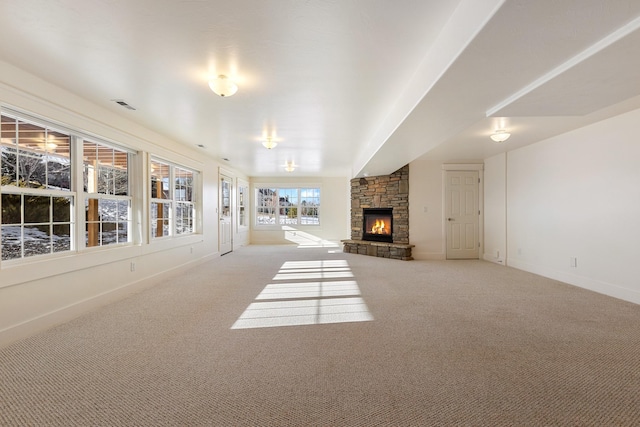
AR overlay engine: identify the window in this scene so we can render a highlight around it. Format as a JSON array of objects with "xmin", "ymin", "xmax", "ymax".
[
  {"xmin": 300, "ymin": 188, "xmax": 320, "ymax": 225},
  {"xmin": 1, "ymin": 113, "xmax": 74, "ymax": 260},
  {"xmin": 150, "ymin": 159, "xmax": 196, "ymax": 239},
  {"xmin": 278, "ymin": 188, "xmax": 298, "ymax": 225},
  {"xmin": 255, "ymin": 187, "xmax": 320, "ymax": 226},
  {"xmin": 237, "ymin": 180, "xmax": 248, "ymax": 229},
  {"xmin": 175, "ymin": 167, "xmax": 194, "ymax": 235},
  {"xmin": 83, "ymin": 140, "xmax": 131, "ymax": 247}
]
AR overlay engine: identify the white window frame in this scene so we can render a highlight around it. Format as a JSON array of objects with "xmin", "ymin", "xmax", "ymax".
[
  {"xmin": 149, "ymin": 157, "xmax": 197, "ymax": 240},
  {"xmin": 237, "ymin": 179, "xmax": 249, "ymax": 232},
  {"xmin": 82, "ymin": 139, "xmax": 133, "ymax": 249},
  {"xmin": 1, "ymin": 111, "xmax": 76, "ymax": 262},
  {"xmin": 254, "ymin": 186, "xmax": 321, "ymax": 227}
]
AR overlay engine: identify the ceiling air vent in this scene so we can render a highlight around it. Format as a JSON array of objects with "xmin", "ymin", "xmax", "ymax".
[{"xmin": 111, "ymin": 99, "xmax": 136, "ymax": 110}]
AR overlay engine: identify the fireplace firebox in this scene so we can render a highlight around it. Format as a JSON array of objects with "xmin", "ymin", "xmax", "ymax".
[{"xmin": 362, "ymin": 208, "xmax": 393, "ymax": 243}]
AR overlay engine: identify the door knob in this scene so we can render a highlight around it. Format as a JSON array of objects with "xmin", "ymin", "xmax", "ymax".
[{"xmin": 447, "ymin": 218, "xmax": 454, "ymax": 221}]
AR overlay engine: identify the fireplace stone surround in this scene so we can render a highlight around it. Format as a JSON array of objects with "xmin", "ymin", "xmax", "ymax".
[{"xmin": 342, "ymin": 165, "xmax": 413, "ymax": 260}]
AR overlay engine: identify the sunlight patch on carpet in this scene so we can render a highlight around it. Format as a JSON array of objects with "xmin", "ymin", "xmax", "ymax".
[{"xmin": 231, "ymin": 259, "xmax": 373, "ymax": 329}]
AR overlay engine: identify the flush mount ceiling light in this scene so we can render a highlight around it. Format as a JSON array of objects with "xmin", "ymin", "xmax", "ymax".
[
  {"xmin": 262, "ymin": 137, "xmax": 278, "ymax": 149},
  {"xmin": 490, "ymin": 129, "xmax": 511, "ymax": 143},
  {"xmin": 208, "ymin": 75, "xmax": 238, "ymax": 97},
  {"xmin": 38, "ymin": 142, "xmax": 58, "ymax": 151}
]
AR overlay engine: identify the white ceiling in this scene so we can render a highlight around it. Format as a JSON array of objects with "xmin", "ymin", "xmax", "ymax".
[{"xmin": 1, "ymin": 0, "xmax": 639, "ymax": 178}]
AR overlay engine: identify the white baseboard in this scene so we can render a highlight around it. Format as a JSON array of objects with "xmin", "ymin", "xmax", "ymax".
[
  {"xmin": 482, "ymin": 253, "xmax": 505, "ymax": 265},
  {"xmin": 507, "ymin": 258, "xmax": 640, "ymax": 305},
  {"xmin": 0, "ymin": 254, "xmax": 218, "ymax": 349}
]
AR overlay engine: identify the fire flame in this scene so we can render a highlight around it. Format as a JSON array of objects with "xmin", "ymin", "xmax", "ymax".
[{"xmin": 371, "ymin": 219, "xmax": 388, "ymax": 235}]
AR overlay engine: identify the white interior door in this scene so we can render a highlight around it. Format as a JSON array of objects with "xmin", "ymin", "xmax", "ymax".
[
  {"xmin": 445, "ymin": 170, "xmax": 479, "ymax": 259},
  {"xmin": 219, "ymin": 175, "xmax": 233, "ymax": 255}
]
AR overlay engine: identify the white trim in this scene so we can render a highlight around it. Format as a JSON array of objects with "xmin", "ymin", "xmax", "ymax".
[
  {"xmin": 508, "ymin": 258, "xmax": 640, "ymax": 305},
  {"xmin": 487, "ymin": 15, "xmax": 640, "ymax": 117}
]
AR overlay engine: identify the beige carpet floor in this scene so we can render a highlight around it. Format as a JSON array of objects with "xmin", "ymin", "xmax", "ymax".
[{"xmin": 1, "ymin": 245, "xmax": 639, "ymax": 426}]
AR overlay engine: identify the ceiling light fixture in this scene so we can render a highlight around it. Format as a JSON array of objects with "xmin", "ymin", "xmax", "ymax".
[
  {"xmin": 208, "ymin": 75, "xmax": 238, "ymax": 97},
  {"xmin": 262, "ymin": 137, "xmax": 277, "ymax": 149},
  {"xmin": 284, "ymin": 161, "xmax": 296, "ymax": 172},
  {"xmin": 38, "ymin": 142, "xmax": 58, "ymax": 151},
  {"xmin": 490, "ymin": 129, "xmax": 511, "ymax": 143}
]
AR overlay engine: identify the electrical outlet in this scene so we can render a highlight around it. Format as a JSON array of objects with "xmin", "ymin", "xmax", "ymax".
[
  {"xmin": 130, "ymin": 262, "xmax": 136, "ymax": 272},
  {"xmin": 190, "ymin": 246, "xmax": 193, "ymax": 254}
]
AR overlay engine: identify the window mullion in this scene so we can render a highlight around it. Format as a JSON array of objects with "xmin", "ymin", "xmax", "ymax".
[{"xmin": 72, "ymin": 136, "xmax": 84, "ymax": 252}]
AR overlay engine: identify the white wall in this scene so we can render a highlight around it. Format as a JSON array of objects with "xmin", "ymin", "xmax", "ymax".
[
  {"xmin": 250, "ymin": 176, "xmax": 349, "ymax": 245},
  {"xmin": 483, "ymin": 153, "xmax": 506, "ymax": 265},
  {"xmin": 408, "ymin": 157, "xmax": 447, "ymax": 259},
  {"xmin": 497, "ymin": 108, "xmax": 640, "ymax": 304},
  {"xmin": 411, "ymin": 108, "xmax": 640, "ymax": 305},
  {"xmin": 0, "ymin": 61, "xmax": 248, "ymax": 346},
  {"xmin": 409, "ymin": 158, "xmax": 486, "ymax": 260}
]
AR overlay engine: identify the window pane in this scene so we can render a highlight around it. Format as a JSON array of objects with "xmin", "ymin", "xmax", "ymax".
[
  {"xmin": 99, "ymin": 198, "xmax": 118, "ymax": 222},
  {"xmin": 151, "ymin": 202, "xmax": 171, "ymax": 237},
  {"xmin": 1, "ymin": 117, "xmax": 18, "ymax": 185},
  {"xmin": 17, "ymin": 120, "xmax": 43, "ymax": 153},
  {"xmin": 24, "ymin": 195, "xmax": 50, "ymax": 223},
  {"xmin": 97, "ymin": 166, "xmax": 113, "ymax": 194},
  {"xmin": 18, "ymin": 152, "xmax": 46, "ymax": 188},
  {"xmin": 86, "ymin": 142, "xmax": 128, "ymax": 196},
  {"xmin": 53, "ymin": 196, "xmax": 72, "ymax": 222},
  {"xmin": 1, "ymin": 225, "xmax": 21, "ymax": 260},
  {"xmin": 176, "ymin": 202, "xmax": 193, "ymax": 234},
  {"xmin": 83, "ymin": 141, "xmax": 98, "ymax": 192},
  {"xmin": 1, "ymin": 150, "xmax": 18, "ymax": 186},
  {"xmin": 45, "ymin": 131, "xmax": 71, "ymax": 191},
  {"xmin": 1, "ymin": 194, "xmax": 21, "ymax": 224},
  {"xmin": 279, "ymin": 207, "xmax": 298, "ymax": 225},
  {"xmin": 24, "ymin": 225, "xmax": 50, "ymax": 257},
  {"xmin": 151, "ymin": 161, "xmax": 169, "ymax": 199},
  {"xmin": 47, "ymin": 156, "xmax": 71, "ymax": 190},
  {"xmin": 101, "ymin": 222, "xmax": 118, "ymax": 245},
  {"xmin": 117, "ymin": 222, "xmax": 129, "ymax": 243},
  {"xmin": 239, "ymin": 206, "xmax": 245, "ymax": 227},
  {"xmin": 279, "ymin": 188, "xmax": 298, "ymax": 206},
  {"xmin": 175, "ymin": 168, "xmax": 193, "ymax": 202},
  {"xmin": 52, "ymin": 224, "xmax": 71, "ymax": 252},
  {"xmin": 117, "ymin": 200, "xmax": 129, "ymax": 221},
  {"xmin": 257, "ymin": 207, "xmax": 275, "ymax": 225},
  {"xmin": 301, "ymin": 206, "xmax": 319, "ymax": 224},
  {"xmin": 1, "ymin": 115, "xmax": 17, "ymax": 146},
  {"xmin": 86, "ymin": 198, "xmax": 99, "ymax": 247},
  {"xmin": 114, "ymin": 166, "xmax": 128, "ymax": 196}
]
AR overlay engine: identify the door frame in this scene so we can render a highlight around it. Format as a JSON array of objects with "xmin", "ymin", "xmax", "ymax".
[{"xmin": 441, "ymin": 164, "xmax": 484, "ymax": 260}]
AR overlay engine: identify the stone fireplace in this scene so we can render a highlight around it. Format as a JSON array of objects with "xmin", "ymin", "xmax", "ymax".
[
  {"xmin": 362, "ymin": 208, "xmax": 393, "ymax": 243},
  {"xmin": 342, "ymin": 165, "xmax": 413, "ymax": 260}
]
